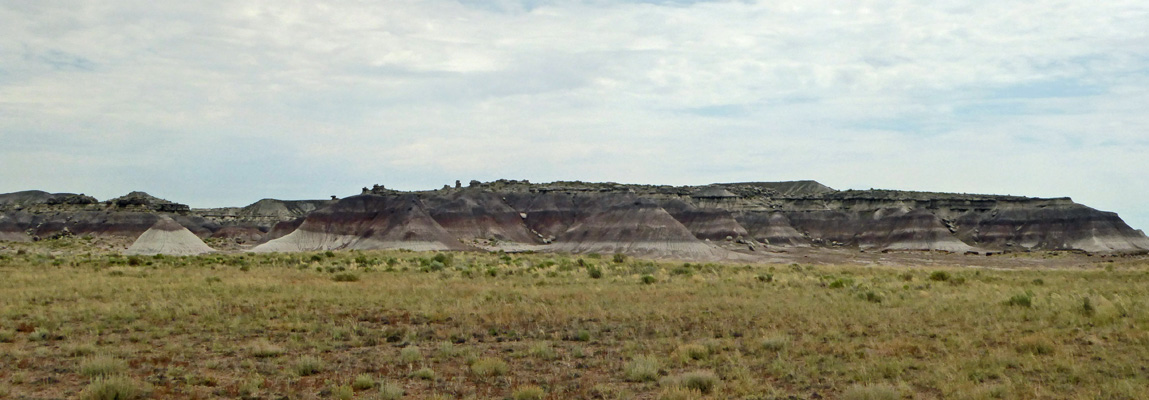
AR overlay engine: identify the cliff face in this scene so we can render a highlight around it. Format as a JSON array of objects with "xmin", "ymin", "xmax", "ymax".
[{"xmin": 3, "ymin": 180, "xmax": 1147, "ymax": 257}]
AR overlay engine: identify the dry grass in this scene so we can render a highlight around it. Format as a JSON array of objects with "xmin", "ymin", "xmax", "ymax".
[{"xmin": 0, "ymin": 247, "xmax": 1147, "ymax": 399}]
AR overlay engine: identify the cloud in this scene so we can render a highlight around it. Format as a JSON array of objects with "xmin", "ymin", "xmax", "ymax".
[{"xmin": 1, "ymin": 0, "xmax": 1147, "ymax": 229}]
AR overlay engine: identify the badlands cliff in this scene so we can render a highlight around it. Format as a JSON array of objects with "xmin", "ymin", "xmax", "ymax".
[{"xmin": 1, "ymin": 180, "xmax": 1146, "ymax": 257}]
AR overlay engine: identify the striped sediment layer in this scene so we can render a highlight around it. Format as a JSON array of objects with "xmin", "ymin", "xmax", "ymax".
[
  {"xmin": 125, "ymin": 216, "xmax": 214, "ymax": 256},
  {"xmin": 253, "ymin": 194, "xmax": 469, "ymax": 252},
  {"xmin": 3, "ymin": 181, "xmax": 1147, "ymax": 256}
]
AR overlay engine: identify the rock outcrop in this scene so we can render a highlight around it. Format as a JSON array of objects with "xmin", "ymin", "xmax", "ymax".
[
  {"xmin": 252, "ymin": 195, "xmax": 468, "ymax": 252},
  {"xmin": 125, "ymin": 216, "xmax": 215, "ymax": 256},
  {"xmin": 2, "ymin": 181, "xmax": 1146, "ymax": 257},
  {"xmin": 0, "ymin": 191, "xmax": 217, "ymax": 243}
]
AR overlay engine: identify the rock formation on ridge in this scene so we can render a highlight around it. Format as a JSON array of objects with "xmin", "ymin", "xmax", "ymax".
[{"xmin": 1, "ymin": 180, "xmax": 1146, "ymax": 258}]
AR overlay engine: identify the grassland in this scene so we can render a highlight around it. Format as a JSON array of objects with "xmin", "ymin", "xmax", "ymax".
[{"xmin": 0, "ymin": 244, "xmax": 1147, "ymax": 399}]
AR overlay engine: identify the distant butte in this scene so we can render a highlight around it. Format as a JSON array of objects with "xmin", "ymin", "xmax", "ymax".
[{"xmin": 1, "ymin": 180, "xmax": 1146, "ymax": 258}]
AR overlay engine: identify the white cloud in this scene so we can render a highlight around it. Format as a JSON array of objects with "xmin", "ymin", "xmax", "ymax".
[{"xmin": 1, "ymin": 0, "xmax": 1147, "ymax": 228}]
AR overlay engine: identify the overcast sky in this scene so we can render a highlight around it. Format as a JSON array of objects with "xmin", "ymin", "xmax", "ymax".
[{"xmin": 2, "ymin": 1, "xmax": 1147, "ymax": 229}]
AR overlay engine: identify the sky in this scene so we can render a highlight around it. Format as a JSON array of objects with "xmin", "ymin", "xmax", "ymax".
[{"xmin": 1, "ymin": 1, "xmax": 1147, "ymax": 230}]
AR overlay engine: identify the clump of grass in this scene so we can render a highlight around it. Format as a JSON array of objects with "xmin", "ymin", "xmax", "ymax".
[
  {"xmin": 828, "ymin": 277, "xmax": 854, "ymax": 289},
  {"xmin": 512, "ymin": 385, "xmax": 546, "ymax": 400},
  {"xmin": 293, "ymin": 355, "xmax": 324, "ymax": 376},
  {"xmin": 332, "ymin": 384, "xmax": 354, "ymax": 400},
  {"xmin": 677, "ymin": 343, "xmax": 710, "ymax": 361},
  {"xmin": 928, "ymin": 271, "xmax": 950, "ymax": 282},
  {"xmin": 624, "ymin": 355, "xmax": 660, "ymax": 382},
  {"xmin": 28, "ymin": 328, "xmax": 51, "ymax": 341},
  {"xmin": 436, "ymin": 341, "xmax": 457, "ymax": 358},
  {"xmin": 470, "ymin": 357, "xmax": 509, "ymax": 377},
  {"xmin": 1081, "ymin": 297, "xmax": 1095, "ymax": 316},
  {"xmin": 760, "ymin": 334, "xmax": 790, "ymax": 352},
  {"xmin": 1015, "ymin": 334, "xmax": 1056, "ymax": 355},
  {"xmin": 1007, "ymin": 292, "xmax": 1034, "ymax": 308},
  {"xmin": 379, "ymin": 380, "xmax": 404, "ymax": 399},
  {"xmin": 81, "ymin": 376, "xmax": 146, "ymax": 400},
  {"xmin": 860, "ymin": 290, "xmax": 883, "ymax": 303},
  {"xmin": 661, "ymin": 370, "xmax": 719, "ymax": 394},
  {"xmin": 399, "ymin": 346, "xmax": 422, "ymax": 364},
  {"xmin": 80, "ymin": 355, "xmax": 128, "ymax": 377},
  {"xmin": 658, "ymin": 386, "xmax": 702, "ymax": 400},
  {"xmin": 332, "ymin": 272, "xmax": 360, "ymax": 282},
  {"xmin": 410, "ymin": 367, "xmax": 435, "ymax": 380},
  {"xmin": 352, "ymin": 374, "xmax": 376, "ymax": 390},
  {"xmin": 250, "ymin": 339, "xmax": 284, "ymax": 358},
  {"xmin": 842, "ymin": 383, "xmax": 900, "ymax": 400},
  {"xmin": 66, "ymin": 343, "xmax": 98, "ymax": 356},
  {"xmin": 0, "ymin": 329, "xmax": 14, "ymax": 343},
  {"xmin": 642, "ymin": 274, "xmax": 657, "ymax": 284},
  {"xmin": 528, "ymin": 342, "xmax": 558, "ymax": 360},
  {"xmin": 238, "ymin": 376, "xmax": 264, "ymax": 398}
]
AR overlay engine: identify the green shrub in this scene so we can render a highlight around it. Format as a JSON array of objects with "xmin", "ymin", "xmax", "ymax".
[
  {"xmin": 861, "ymin": 290, "xmax": 883, "ymax": 303},
  {"xmin": 842, "ymin": 383, "xmax": 899, "ymax": 400},
  {"xmin": 80, "ymin": 355, "xmax": 127, "ymax": 377},
  {"xmin": 828, "ymin": 278, "xmax": 853, "ymax": 289},
  {"xmin": 332, "ymin": 384, "xmax": 354, "ymax": 400},
  {"xmin": 81, "ymin": 376, "xmax": 146, "ymax": 400},
  {"xmin": 470, "ymin": 357, "xmax": 509, "ymax": 377},
  {"xmin": 352, "ymin": 374, "xmax": 375, "ymax": 390},
  {"xmin": 410, "ymin": 367, "xmax": 435, "ymax": 380},
  {"xmin": 0, "ymin": 329, "xmax": 14, "ymax": 343},
  {"xmin": 436, "ymin": 341, "xmax": 458, "ymax": 358},
  {"xmin": 929, "ymin": 271, "xmax": 950, "ymax": 282},
  {"xmin": 624, "ymin": 355, "xmax": 660, "ymax": 382},
  {"xmin": 293, "ymin": 356, "xmax": 324, "ymax": 376},
  {"xmin": 573, "ymin": 329, "xmax": 591, "ymax": 342},
  {"xmin": 376, "ymin": 379, "xmax": 404, "ymax": 397},
  {"xmin": 432, "ymin": 253, "xmax": 453, "ymax": 267},
  {"xmin": 757, "ymin": 273, "xmax": 773, "ymax": 282},
  {"xmin": 512, "ymin": 385, "xmax": 546, "ymax": 400},
  {"xmin": 588, "ymin": 266, "xmax": 603, "ymax": 279},
  {"xmin": 379, "ymin": 380, "xmax": 405, "ymax": 399},
  {"xmin": 399, "ymin": 346, "xmax": 422, "ymax": 364},
  {"xmin": 612, "ymin": 253, "xmax": 627, "ymax": 263},
  {"xmin": 1007, "ymin": 292, "xmax": 1034, "ymax": 308},
  {"xmin": 1081, "ymin": 297, "xmax": 1095, "ymax": 316},
  {"xmin": 528, "ymin": 342, "xmax": 558, "ymax": 360},
  {"xmin": 642, "ymin": 274, "xmax": 657, "ymax": 284}
]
